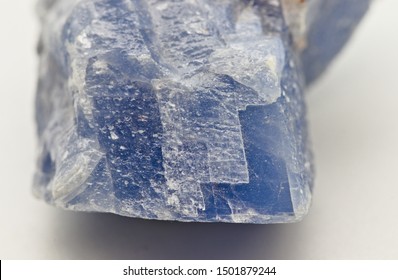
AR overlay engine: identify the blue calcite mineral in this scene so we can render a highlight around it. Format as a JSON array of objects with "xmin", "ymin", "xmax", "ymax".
[{"xmin": 34, "ymin": 0, "xmax": 369, "ymax": 223}]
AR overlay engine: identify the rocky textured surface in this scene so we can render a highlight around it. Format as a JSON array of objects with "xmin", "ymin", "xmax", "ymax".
[{"xmin": 34, "ymin": 0, "xmax": 369, "ymax": 223}]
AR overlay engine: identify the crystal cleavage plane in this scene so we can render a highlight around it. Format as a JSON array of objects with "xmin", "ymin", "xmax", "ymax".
[{"xmin": 34, "ymin": 0, "xmax": 370, "ymax": 223}]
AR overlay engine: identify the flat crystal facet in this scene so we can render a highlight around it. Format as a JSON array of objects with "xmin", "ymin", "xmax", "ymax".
[{"xmin": 34, "ymin": 0, "xmax": 368, "ymax": 223}]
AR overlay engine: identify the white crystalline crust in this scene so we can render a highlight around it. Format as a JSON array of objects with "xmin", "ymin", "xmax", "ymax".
[{"xmin": 35, "ymin": 0, "xmax": 312, "ymax": 223}]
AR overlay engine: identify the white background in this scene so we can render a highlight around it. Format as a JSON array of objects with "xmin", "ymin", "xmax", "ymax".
[
  {"xmin": 0, "ymin": 0, "xmax": 397, "ymax": 259},
  {"xmin": 3, "ymin": 261, "xmax": 398, "ymax": 279}
]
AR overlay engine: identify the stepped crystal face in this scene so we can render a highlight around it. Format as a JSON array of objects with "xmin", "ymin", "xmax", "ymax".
[{"xmin": 34, "ymin": 0, "xmax": 370, "ymax": 223}]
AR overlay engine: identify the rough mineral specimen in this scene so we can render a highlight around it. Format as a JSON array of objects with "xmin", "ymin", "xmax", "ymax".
[{"xmin": 34, "ymin": 0, "xmax": 370, "ymax": 223}]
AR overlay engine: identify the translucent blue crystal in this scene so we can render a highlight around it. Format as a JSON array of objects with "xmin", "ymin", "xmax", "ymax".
[{"xmin": 34, "ymin": 0, "xmax": 368, "ymax": 223}]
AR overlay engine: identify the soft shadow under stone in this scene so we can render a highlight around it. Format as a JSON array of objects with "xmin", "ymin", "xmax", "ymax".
[{"xmin": 50, "ymin": 211, "xmax": 292, "ymax": 259}]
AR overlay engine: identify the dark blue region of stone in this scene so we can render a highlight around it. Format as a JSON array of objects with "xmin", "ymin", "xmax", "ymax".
[
  {"xmin": 200, "ymin": 103, "xmax": 295, "ymax": 219},
  {"xmin": 85, "ymin": 65, "xmax": 166, "ymax": 216}
]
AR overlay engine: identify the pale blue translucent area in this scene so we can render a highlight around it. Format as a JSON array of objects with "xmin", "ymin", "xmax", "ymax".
[{"xmin": 34, "ymin": 0, "xmax": 367, "ymax": 223}]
